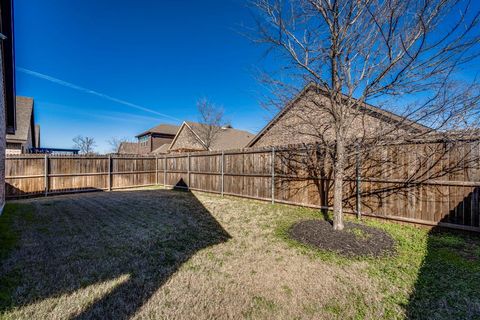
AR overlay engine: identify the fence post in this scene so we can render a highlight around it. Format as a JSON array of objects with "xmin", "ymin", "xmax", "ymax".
[
  {"xmin": 187, "ymin": 153, "xmax": 190, "ymax": 190},
  {"xmin": 108, "ymin": 154, "xmax": 112, "ymax": 191},
  {"xmin": 163, "ymin": 156, "xmax": 167, "ymax": 188},
  {"xmin": 271, "ymin": 147, "xmax": 275, "ymax": 204},
  {"xmin": 356, "ymin": 143, "xmax": 361, "ymax": 219},
  {"xmin": 221, "ymin": 151, "xmax": 224, "ymax": 196},
  {"xmin": 44, "ymin": 154, "xmax": 49, "ymax": 197},
  {"xmin": 155, "ymin": 155, "xmax": 158, "ymax": 186}
]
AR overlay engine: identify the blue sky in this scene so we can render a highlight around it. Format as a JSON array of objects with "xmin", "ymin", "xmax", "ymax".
[
  {"xmin": 14, "ymin": 1, "xmax": 480, "ymax": 153},
  {"xmin": 14, "ymin": 0, "xmax": 274, "ymax": 152}
]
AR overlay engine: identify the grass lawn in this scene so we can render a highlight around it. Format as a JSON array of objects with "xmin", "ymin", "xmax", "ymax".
[{"xmin": 0, "ymin": 188, "xmax": 479, "ymax": 319}]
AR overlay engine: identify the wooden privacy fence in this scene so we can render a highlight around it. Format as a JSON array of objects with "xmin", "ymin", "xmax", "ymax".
[{"xmin": 5, "ymin": 140, "xmax": 480, "ymax": 232}]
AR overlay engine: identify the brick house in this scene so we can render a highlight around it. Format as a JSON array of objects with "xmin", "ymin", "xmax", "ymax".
[
  {"xmin": 118, "ymin": 124, "xmax": 179, "ymax": 154},
  {"xmin": 168, "ymin": 121, "xmax": 254, "ymax": 153},
  {"xmin": 247, "ymin": 83, "xmax": 428, "ymax": 148},
  {"xmin": 0, "ymin": 0, "xmax": 16, "ymax": 212},
  {"xmin": 6, "ymin": 97, "xmax": 40, "ymax": 154},
  {"xmin": 119, "ymin": 121, "xmax": 254, "ymax": 154}
]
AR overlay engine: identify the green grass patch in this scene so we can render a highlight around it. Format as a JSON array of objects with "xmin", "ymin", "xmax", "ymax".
[
  {"xmin": 0, "ymin": 203, "xmax": 34, "ymax": 260},
  {"xmin": 430, "ymin": 232, "xmax": 466, "ymax": 248},
  {"xmin": 243, "ymin": 295, "xmax": 277, "ymax": 319},
  {"xmin": 273, "ymin": 204, "xmax": 480, "ymax": 319},
  {"xmin": 252, "ymin": 296, "xmax": 276, "ymax": 311},
  {"xmin": 323, "ymin": 300, "xmax": 342, "ymax": 315},
  {"xmin": 0, "ymin": 203, "xmax": 35, "ymax": 312},
  {"xmin": 281, "ymin": 284, "xmax": 292, "ymax": 296},
  {"xmin": 346, "ymin": 226, "xmax": 372, "ymax": 240}
]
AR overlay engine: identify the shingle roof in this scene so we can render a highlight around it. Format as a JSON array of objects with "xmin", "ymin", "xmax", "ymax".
[
  {"xmin": 135, "ymin": 123, "xmax": 180, "ymax": 137},
  {"xmin": 183, "ymin": 121, "xmax": 255, "ymax": 151},
  {"xmin": 118, "ymin": 142, "xmax": 139, "ymax": 154},
  {"xmin": 6, "ymin": 97, "xmax": 34, "ymax": 143},
  {"xmin": 151, "ymin": 143, "xmax": 171, "ymax": 154}
]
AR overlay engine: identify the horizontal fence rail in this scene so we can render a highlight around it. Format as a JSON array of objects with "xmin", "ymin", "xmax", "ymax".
[{"xmin": 5, "ymin": 140, "xmax": 480, "ymax": 232}]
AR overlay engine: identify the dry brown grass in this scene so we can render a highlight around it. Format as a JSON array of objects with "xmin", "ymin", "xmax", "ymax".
[{"xmin": 0, "ymin": 188, "xmax": 478, "ymax": 319}]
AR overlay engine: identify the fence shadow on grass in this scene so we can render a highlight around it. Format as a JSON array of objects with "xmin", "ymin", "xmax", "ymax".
[
  {"xmin": 173, "ymin": 177, "xmax": 189, "ymax": 190},
  {"xmin": 406, "ymin": 198, "xmax": 480, "ymax": 319},
  {"xmin": 6, "ymin": 182, "xmax": 105, "ymax": 200},
  {"xmin": 1, "ymin": 189, "xmax": 230, "ymax": 319}
]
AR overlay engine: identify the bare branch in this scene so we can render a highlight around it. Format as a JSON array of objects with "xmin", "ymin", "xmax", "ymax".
[
  {"xmin": 196, "ymin": 98, "xmax": 229, "ymax": 149},
  {"xmin": 251, "ymin": 0, "xmax": 480, "ymax": 230},
  {"xmin": 73, "ymin": 135, "xmax": 97, "ymax": 155}
]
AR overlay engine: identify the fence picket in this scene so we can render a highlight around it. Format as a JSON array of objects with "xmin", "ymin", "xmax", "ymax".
[{"xmin": 44, "ymin": 154, "xmax": 48, "ymax": 196}]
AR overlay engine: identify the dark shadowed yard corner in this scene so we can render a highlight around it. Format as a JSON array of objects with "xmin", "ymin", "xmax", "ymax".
[{"xmin": 0, "ymin": 188, "xmax": 479, "ymax": 319}]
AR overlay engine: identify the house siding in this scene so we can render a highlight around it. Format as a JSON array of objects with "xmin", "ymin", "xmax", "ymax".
[
  {"xmin": 118, "ymin": 135, "xmax": 176, "ymax": 155},
  {"xmin": 119, "ymin": 135, "xmax": 173, "ymax": 154},
  {"xmin": 151, "ymin": 135, "xmax": 175, "ymax": 151},
  {"xmin": 137, "ymin": 136, "xmax": 152, "ymax": 154}
]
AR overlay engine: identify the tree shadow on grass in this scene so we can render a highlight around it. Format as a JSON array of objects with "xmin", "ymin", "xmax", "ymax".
[
  {"xmin": 406, "ymin": 225, "xmax": 480, "ymax": 318},
  {"xmin": 0, "ymin": 189, "xmax": 230, "ymax": 319}
]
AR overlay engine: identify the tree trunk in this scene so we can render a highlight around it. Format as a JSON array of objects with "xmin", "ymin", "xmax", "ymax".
[{"xmin": 333, "ymin": 132, "xmax": 345, "ymax": 231}]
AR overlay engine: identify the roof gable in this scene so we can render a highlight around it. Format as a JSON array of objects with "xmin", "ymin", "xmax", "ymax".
[
  {"xmin": 247, "ymin": 83, "xmax": 430, "ymax": 147},
  {"xmin": 118, "ymin": 142, "xmax": 139, "ymax": 154},
  {"xmin": 152, "ymin": 143, "xmax": 171, "ymax": 154},
  {"xmin": 169, "ymin": 122, "xmax": 208, "ymax": 152},
  {"xmin": 184, "ymin": 121, "xmax": 254, "ymax": 151}
]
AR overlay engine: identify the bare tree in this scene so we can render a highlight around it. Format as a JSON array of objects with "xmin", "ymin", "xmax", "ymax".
[
  {"xmin": 196, "ymin": 98, "xmax": 229, "ymax": 149},
  {"xmin": 107, "ymin": 137, "xmax": 130, "ymax": 153},
  {"xmin": 252, "ymin": 0, "xmax": 480, "ymax": 230},
  {"xmin": 73, "ymin": 135, "xmax": 97, "ymax": 155}
]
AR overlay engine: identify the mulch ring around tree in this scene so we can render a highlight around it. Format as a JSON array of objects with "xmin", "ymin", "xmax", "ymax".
[{"xmin": 288, "ymin": 219, "xmax": 396, "ymax": 258}]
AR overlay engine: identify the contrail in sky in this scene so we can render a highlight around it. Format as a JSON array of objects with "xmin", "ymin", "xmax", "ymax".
[{"xmin": 16, "ymin": 67, "xmax": 180, "ymax": 121}]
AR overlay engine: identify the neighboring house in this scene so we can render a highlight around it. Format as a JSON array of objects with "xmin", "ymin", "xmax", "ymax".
[
  {"xmin": 6, "ymin": 97, "xmax": 40, "ymax": 154},
  {"xmin": 169, "ymin": 121, "xmax": 254, "ymax": 152},
  {"xmin": 118, "ymin": 124, "xmax": 179, "ymax": 154},
  {"xmin": 119, "ymin": 121, "xmax": 254, "ymax": 155},
  {"xmin": 247, "ymin": 83, "xmax": 429, "ymax": 148},
  {"xmin": 0, "ymin": 0, "xmax": 16, "ymax": 212}
]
